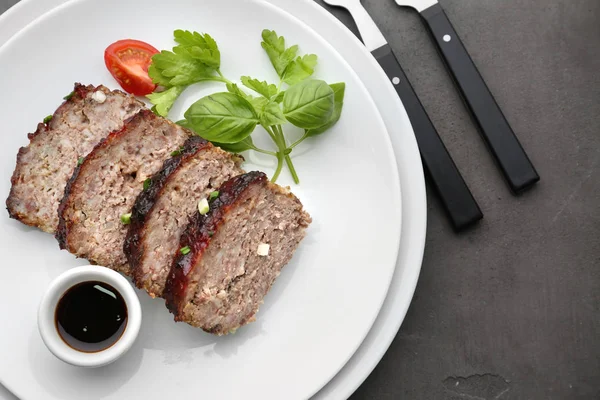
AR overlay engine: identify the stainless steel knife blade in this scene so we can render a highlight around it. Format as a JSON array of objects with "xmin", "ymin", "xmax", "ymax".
[
  {"xmin": 394, "ymin": 0, "xmax": 437, "ymax": 12},
  {"xmin": 321, "ymin": 0, "xmax": 386, "ymax": 51}
]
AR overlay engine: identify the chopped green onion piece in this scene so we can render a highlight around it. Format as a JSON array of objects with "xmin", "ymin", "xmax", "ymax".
[
  {"xmin": 180, "ymin": 246, "xmax": 191, "ymax": 255},
  {"xmin": 63, "ymin": 91, "xmax": 74, "ymax": 100},
  {"xmin": 77, "ymin": 157, "xmax": 84, "ymax": 166},
  {"xmin": 208, "ymin": 230, "xmax": 214, "ymax": 237},
  {"xmin": 171, "ymin": 146, "xmax": 185, "ymax": 157},
  {"xmin": 143, "ymin": 178, "xmax": 151, "ymax": 190},
  {"xmin": 120, "ymin": 213, "xmax": 132, "ymax": 225},
  {"xmin": 209, "ymin": 191, "xmax": 219, "ymax": 200},
  {"xmin": 198, "ymin": 198, "xmax": 210, "ymax": 215},
  {"xmin": 43, "ymin": 115, "xmax": 53, "ymax": 124}
]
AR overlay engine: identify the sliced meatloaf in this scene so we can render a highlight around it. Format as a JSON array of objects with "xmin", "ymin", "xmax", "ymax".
[
  {"xmin": 56, "ymin": 109, "xmax": 192, "ymax": 274},
  {"xmin": 163, "ymin": 171, "xmax": 311, "ymax": 335},
  {"xmin": 6, "ymin": 83, "xmax": 143, "ymax": 233},
  {"xmin": 124, "ymin": 136, "xmax": 244, "ymax": 298}
]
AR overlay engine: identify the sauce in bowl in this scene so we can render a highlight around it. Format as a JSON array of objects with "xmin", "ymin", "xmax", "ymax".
[{"xmin": 55, "ymin": 281, "xmax": 127, "ymax": 353}]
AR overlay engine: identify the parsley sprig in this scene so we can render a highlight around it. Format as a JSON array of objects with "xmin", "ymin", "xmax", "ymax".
[{"xmin": 147, "ymin": 29, "xmax": 345, "ymax": 184}]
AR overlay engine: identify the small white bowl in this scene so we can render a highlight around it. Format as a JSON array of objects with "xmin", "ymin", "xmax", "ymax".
[{"xmin": 38, "ymin": 265, "xmax": 142, "ymax": 368}]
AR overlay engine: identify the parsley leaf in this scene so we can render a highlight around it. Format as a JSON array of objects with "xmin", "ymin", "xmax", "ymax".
[
  {"xmin": 283, "ymin": 54, "xmax": 318, "ymax": 85},
  {"xmin": 174, "ymin": 30, "xmax": 221, "ymax": 69},
  {"xmin": 148, "ymin": 86, "xmax": 185, "ymax": 117},
  {"xmin": 149, "ymin": 47, "xmax": 216, "ymax": 87},
  {"xmin": 241, "ymin": 76, "xmax": 278, "ymax": 99},
  {"xmin": 271, "ymin": 91, "xmax": 285, "ymax": 103},
  {"xmin": 261, "ymin": 30, "xmax": 298, "ymax": 78},
  {"xmin": 147, "ymin": 63, "xmax": 171, "ymax": 87},
  {"xmin": 226, "ymin": 82, "xmax": 249, "ymax": 98},
  {"xmin": 259, "ymin": 101, "xmax": 286, "ymax": 128},
  {"xmin": 227, "ymin": 82, "xmax": 269, "ymax": 114}
]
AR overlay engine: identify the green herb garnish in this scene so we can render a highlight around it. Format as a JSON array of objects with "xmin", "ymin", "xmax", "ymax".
[
  {"xmin": 120, "ymin": 213, "xmax": 132, "ymax": 225},
  {"xmin": 43, "ymin": 115, "xmax": 53, "ymax": 124},
  {"xmin": 63, "ymin": 91, "xmax": 74, "ymax": 100},
  {"xmin": 77, "ymin": 157, "xmax": 84, "ymax": 166},
  {"xmin": 180, "ymin": 246, "xmax": 191, "ymax": 255},
  {"xmin": 147, "ymin": 29, "xmax": 345, "ymax": 184},
  {"xmin": 170, "ymin": 146, "xmax": 185, "ymax": 157},
  {"xmin": 143, "ymin": 178, "xmax": 152, "ymax": 190},
  {"xmin": 209, "ymin": 191, "xmax": 219, "ymax": 200}
]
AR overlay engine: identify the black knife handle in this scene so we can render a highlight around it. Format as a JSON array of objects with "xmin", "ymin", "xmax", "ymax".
[
  {"xmin": 373, "ymin": 44, "xmax": 482, "ymax": 230},
  {"xmin": 421, "ymin": 3, "xmax": 539, "ymax": 194}
]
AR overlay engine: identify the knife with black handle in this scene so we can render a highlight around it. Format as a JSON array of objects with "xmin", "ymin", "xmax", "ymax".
[
  {"xmin": 322, "ymin": 0, "xmax": 482, "ymax": 230},
  {"xmin": 373, "ymin": 44, "xmax": 482, "ymax": 229},
  {"xmin": 396, "ymin": 0, "xmax": 540, "ymax": 194}
]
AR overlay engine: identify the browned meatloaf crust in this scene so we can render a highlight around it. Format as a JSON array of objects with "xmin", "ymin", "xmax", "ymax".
[
  {"xmin": 163, "ymin": 171, "xmax": 311, "ymax": 335},
  {"xmin": 56, "ymin": 109, "xmax": 192, "ymax": 274},
  {"xmin": 125, "ymin": 136, "xmax": 244, "ymax": 298},
  {"xmin": 6, "ymin": 83, "xmax": 143, "ymax": 233}
]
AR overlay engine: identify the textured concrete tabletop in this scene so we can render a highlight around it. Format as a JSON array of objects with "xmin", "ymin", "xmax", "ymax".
[{"xmin": 1, "ymin": 0, "xmax": 599, "ymax": 399}]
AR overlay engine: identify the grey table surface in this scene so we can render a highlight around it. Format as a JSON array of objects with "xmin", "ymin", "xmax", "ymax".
[{"xmin": 1, "ymin": 0, "xmax": 599, "ymax": 399}]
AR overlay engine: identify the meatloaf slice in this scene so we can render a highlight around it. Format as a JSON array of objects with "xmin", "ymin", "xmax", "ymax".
[
  {"xmin": 125, "ymin": 136, "xmax": 244, "ymax": 298},
  {"xmin": 56, "ymin": 109, "xmax": 192, "ymax": 274},
  {"xmin": 6, "ymin": 83, "xmax": 143, "ymax": 233},
  {"xmin": 163, "ymin": 171, "xmax": 311, "ymax": 335}
]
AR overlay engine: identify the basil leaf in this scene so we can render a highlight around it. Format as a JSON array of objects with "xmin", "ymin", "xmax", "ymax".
[
  {"xmin": 259, "ymin": 101, "xmax": 286, "ymax": 127},
  {"xmin": 176, "ymin": 119, "xmax": 190, "ymax": 128},
  {"xmin": 282, "ymin": 54, "xmax": 318, "ymax": 86},
  {"xmin": 306, "ymin": 82, "xmax": 345, "ymax": 136},
  {"xmin": 241, "ymin": 76, "xmax": 277, "ymax": 98},
  {"xmin": 283, "ymin": 79, "xmax": 334, "ymax": 129},
  {"xmin": 147, "ymin": 86, "xmax": 185, "ymax": 117},
  {"xmin": 183, "ymin": 92, "xmax": 259, "ymax": 143},
  {"xmin": 213, "ymin": 136, "xmax": 255, "ymax": 153},
  {"xmin": 261, "ymin": 30, "xmax": 298, "ymax": 78}
]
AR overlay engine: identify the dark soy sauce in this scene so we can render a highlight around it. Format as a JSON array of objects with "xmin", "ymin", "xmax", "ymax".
[{"xmin": 55, "ymin": 281, "xmax": 127, "ymax": 353}]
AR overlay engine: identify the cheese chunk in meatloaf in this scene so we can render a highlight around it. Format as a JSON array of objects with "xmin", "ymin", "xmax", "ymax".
[
  {"xmin": 125, "ymin": 136, "xmax": 244, "ymax": 298},
  {"xmin": 56, "ymin": 110, "xmax": 192, "ymax": 275},
  {"xmin": 163, "ymin": 171, "xmax": 311, "ymax": 335},
  {"xmin": 6, "ymin": 84, "xmax": 144, "ymax": 233}
]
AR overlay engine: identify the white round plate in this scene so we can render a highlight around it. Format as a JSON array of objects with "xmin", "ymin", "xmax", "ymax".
[
  {"xmin": 0, "ymin": 0, "xmax": 427, "ymax": 399},
  {"xmin": 0, "ymin": 0, "xmax": 402, "ymax": 399}
]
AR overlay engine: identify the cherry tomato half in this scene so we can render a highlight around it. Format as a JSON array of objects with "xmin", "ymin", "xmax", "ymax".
[{"xmin": 104, "ymin": 39, "xmax": 159, "ymax": 96}]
